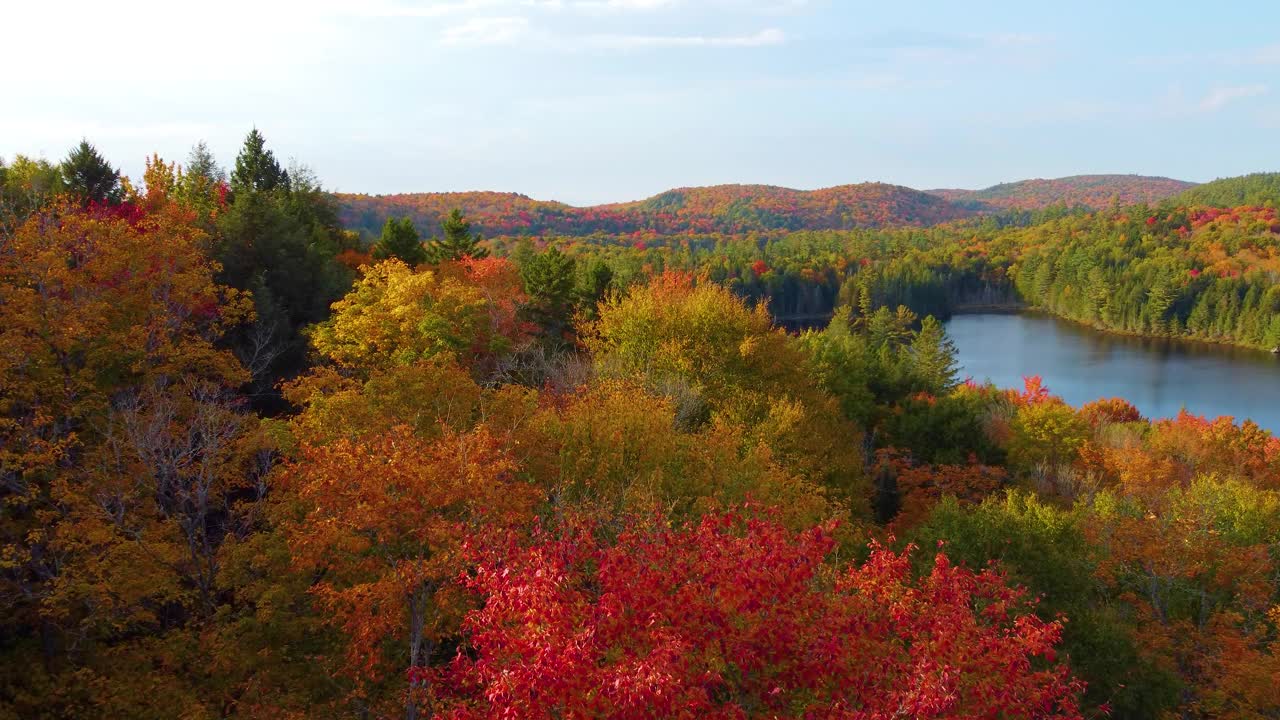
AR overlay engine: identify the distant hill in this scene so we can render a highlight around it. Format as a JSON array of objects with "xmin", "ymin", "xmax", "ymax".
[
  {"xmin": 1174, "ymin": 172, "xmax": 1280, "ymax": 207},
  {"xmin": 335, "ymin": 175, "xmax": 1209, "ymax": 239},
  {"xmin": 928, "ymin": 175, "xmax": 1196, "ymax": 211},
  {"xmin": 335, "ymin": 183, "xmax": 972, "ymax": 238}
]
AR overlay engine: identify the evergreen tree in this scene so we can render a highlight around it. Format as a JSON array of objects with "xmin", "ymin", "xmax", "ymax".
[
  {"xmin": 427, "ymin": 208, "xmax": 487, "ymax": 262},
  {"xmin": 520, "ymin": 246, "xmax": 576, "ymax": 336},
  {"xmin": 510, "ymin": 237, "xmax": 536, "ymax": 268},
  {"xmin": 373, "ymin": 217, "xmax": 426, "ymax": 265},
  {"xmin": 850, "ymin": 281, "xmax": 873, "ymax": 331},
  {"xmin": 911, "ymin": 315, "xmax": 960, "ymax": 394},
  {"xmin": 60, "ymin": 139, "xmax": 121, "ymax": 205},
  {"xmin": 186, "ymin": 140, "xmax": 226, "ymax": 184},
  {"xmin": 230, "ymin": 129, "xmax": 289, "ymax": 194},
  {"xmin": 575, "ymin": 257, "xmax": 614, "ymax": 319},
  {"xmin": 175, "ymin": 141, "xmax": 226, "ymax": 218},
  {"xmin": 215, "ymin": 180, "xmax": 352, "ymax": 409}
]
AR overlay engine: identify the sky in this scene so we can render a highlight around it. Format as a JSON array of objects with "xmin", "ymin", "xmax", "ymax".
[{"xmin": 3, "ymin": 0, "xmax": 1278, "ymax": 205}]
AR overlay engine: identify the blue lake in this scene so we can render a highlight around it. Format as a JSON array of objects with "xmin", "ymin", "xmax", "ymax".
[{"xmin": 946, "ymin": 313, "xmax": 1280, "ymax": 433}]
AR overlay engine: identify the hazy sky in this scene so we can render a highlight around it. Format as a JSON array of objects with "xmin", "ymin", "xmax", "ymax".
[{"xmin": 4, "ymin": 0, "xmax": 1278, "ymax": 204}]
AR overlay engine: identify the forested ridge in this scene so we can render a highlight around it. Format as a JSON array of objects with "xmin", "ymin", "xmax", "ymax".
[
  {"xmin": 928, "ymin": 175, "xmax": 1196, "ymax": 212},
  {"xmin": 2, "ymin": 137, "xmax": 1280, "ymax": 719},
  {"xmin": 335, "ymin": 174, "xmax": 1196, "ymax": 241},
  {"xmin": 337, "ymin": 182, "xmax": 972, "ymax": 238}
]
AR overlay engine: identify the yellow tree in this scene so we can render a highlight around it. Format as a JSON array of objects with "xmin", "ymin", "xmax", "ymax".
[
  {"xmin": 308, "ymin": 257, "xmax": 529, "ymax": 377},
  {"xmin": 516, "ymin": 379, "xmax": 835, "ymax": 530},
  {"xmin": 0, "ymin": 200, "xmax": 260, "ymax": 717},
  {"xmin": 584, "ymin": 272, "xmax": 866, "ymax": 514}
]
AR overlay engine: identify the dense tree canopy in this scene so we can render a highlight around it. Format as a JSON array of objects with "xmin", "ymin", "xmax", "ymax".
[{"xmin": 2, "ymin": 143, "xmax": 1278, "ymax": 720}]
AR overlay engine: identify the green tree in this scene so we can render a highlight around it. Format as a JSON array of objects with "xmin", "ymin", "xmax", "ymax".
[
  {"xmin": 575, "ymin": 257, "xmax": 614, "ymax": 320},
  {"xmin": 215, "ymin": 178, "xmax": 352, "ymax": 401},
  {"xmin": 911, "ymin": 315, "xmax": 959, "ymax": 393},
  {"xmin": 60, "ymin": 139, "xmax": 121, "ymax": 205},
  {"xmin": 174, "ymin": 141, "xmax": 226, "ymax": 220},
  {"xmin": 185, "ymin": 140, "xmax": 225, "ymax": 184},
  {"xmin": 1, "ymin": 155, "xmax": 65, "ymax": 230},
  {"xmin": 798, "ymin": 307, "xmax": 876, "ymax": 427},
  {"xmin": 428, "ymin": 208, "xmax": 487, "ymax": 262},
  {"xmin": 520, "ymin": 246, "xmax": 576, "ymax": 337},
  {"xmin": 911, "ymin": 493, "xmax": 1181, "ymax": 717},
  {"xmin": 373, "ymin": 217, "xmax": 426, "ymax": 265},
  {"xmin": 230, "ymin": 128, "xmax": 289, "ymax": 194}
]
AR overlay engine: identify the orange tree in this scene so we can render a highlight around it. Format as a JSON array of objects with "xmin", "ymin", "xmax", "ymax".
[
  {"xmin": 273, "ymin": 255, "xmax": 542, "ymax": 717},
  {"xmin": 0, "ymin": 200, "xmax": 267, "ymax": 717}
]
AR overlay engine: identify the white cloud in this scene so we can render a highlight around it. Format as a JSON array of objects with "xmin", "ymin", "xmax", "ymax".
[
  {"xmin": 317, "ymin": 0, "xmax": 506, "ymax": 17},
  {"xmin": 441, "ymin": 16, "xmax": 532, "ymax": 45},
  {"xmin": 575, "ymin": 0, "xmax": 678, "ymax": 9},
  {"xmin": 586, "ymin": 27, "xmax": 784, "ymax": 49},
  {"xmin": 1199, "ymin": 84, "xmax": 1269, "ymax": 112}
]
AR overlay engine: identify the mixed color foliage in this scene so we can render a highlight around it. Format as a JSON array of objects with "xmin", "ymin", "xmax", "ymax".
[{"xmin": 2, "ymin": 140, "xmax": 1279, "ymax": 720}]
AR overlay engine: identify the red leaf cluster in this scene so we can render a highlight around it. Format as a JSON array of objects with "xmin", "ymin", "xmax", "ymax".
[{"xmin": 426, "ymin": 513, "xmax": 1085, "ymax": 719}]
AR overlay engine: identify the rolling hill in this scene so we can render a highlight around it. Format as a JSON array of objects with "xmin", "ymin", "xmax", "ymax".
[
  {"xmin": 335, "ymin": 175, "xmax": 1202, "ymax": 239},
  {"xmin": 335, "ymin": 183, "xmax": 972, "ymax": 238},
  {"xmin": 1174, "ymin": 172, "xmax": 1280, "ymax": 207},
  {"xmin": 928, "ymin": 174, "xmax": 1196, "ymax": 211}
]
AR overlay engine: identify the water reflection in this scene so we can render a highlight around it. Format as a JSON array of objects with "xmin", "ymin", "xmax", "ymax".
[{"xmin": 946, "ymin": 312, "xmax": 1280, "ymax": 433}]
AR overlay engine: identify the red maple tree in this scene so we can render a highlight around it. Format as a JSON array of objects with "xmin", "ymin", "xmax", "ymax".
[{"xmin": 421, "ymin": 511, "xmax": 1086, "ymax": 719}]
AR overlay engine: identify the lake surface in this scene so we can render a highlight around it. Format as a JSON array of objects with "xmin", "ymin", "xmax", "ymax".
[{"xmin": 946, "ymin": 313, "xmax": 1280, "ymax": 433}]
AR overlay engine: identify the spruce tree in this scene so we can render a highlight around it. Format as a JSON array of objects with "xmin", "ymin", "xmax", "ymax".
[
  {"xmin": 373, "ymin": 217, "xmax": 426, "ymax": 265},
  {"xmin": 520, "ymin": 246, "xmax": 576, "ymax": 335},
  {"xmin": 186, "ymin": 141, "xmax": 226, "ymax": 184},
  {"xmin": 575, "ymin": 258, "xmax": 614, "ymax": 320},
  {"xmin": 230, "ymin": 129, "xmax": 289, "ymax": 194},
  {"xmin": 61, "ymin": 139, "xmax": 121, "ymax": 205},
  {"xmin": 857, "ymin": 283, "xmax": 874, "ymax": 330},
  {"xmin": 911, "ymin": 315, "xmax": 960, "ymax": 394},
  {"xmin": 427, "ymin": 208, "xmax": 487, "ymax": 262}
]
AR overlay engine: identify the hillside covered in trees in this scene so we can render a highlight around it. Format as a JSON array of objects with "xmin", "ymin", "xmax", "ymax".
[
  {"xmin": 1175, "ymin": 172, "xmax": 1280, "ymax": 208},
  {"xmin": 3, "ymin": 137, "xmax": 1280, "ymax": 720},
  {"xmin": 929, "ymin": 174, "xmax": 1197, "ymax": 212},
  {"xmin": 337, "ymin": 174, "xmax": 1199, "ymax": 241},
  {"xmin": 336, "ymin": 182, "xmax": 972, "ymax": 239}
]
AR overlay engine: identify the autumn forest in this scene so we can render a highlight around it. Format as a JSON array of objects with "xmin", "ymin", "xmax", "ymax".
[{"xmin": 3, "ymin": 133, "xmax": 1280, "ymax": 720}]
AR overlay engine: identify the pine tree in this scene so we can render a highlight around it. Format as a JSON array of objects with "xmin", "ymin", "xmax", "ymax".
[
  {"xmin": 61, "ymin": 139, "xmax": 121, "ymax": 205},
  {"xmin": 230, "ymin": 129, "xmax": 289, "ymax": 194},
  {"xmin": 911, "ymin": 315, "xmax": 959, "ymax": 394},
  {"xmin": 427, "ymin": 208, "xmax": 487, "ymax": 262},
  {"xmin": 373, "ymin": 217, "xmax": 426, "ymax": 265},
  {"xmin": 575, "ymin": 257, "xmax": 614, "ymax": 320},
  {"xmin": 186, "ymin": 141, "xmax": 226, "ymax": 184},
  {"xmin": 520, "ymin": 246, "xmax": 576, "ymax": 336},
  {"xmin": 855, "ymin": 283, "xmax": 874, "ymax": 331},
  {"xmin": 174, "ymin": 141, "xmax": 227, "ymax": 217}
]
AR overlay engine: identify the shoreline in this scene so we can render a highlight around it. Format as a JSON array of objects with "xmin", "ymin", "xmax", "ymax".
[{"xmin": 954, "ymin": 305, "xmax": 1280, "ymax": 359}]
